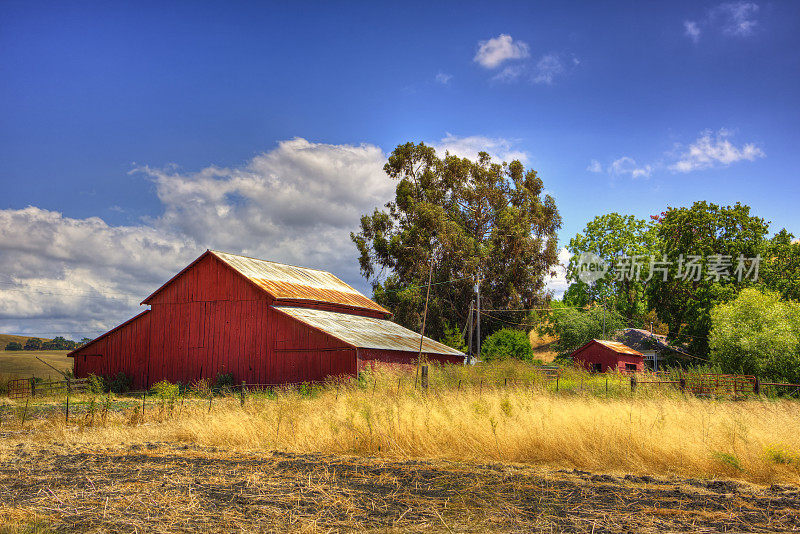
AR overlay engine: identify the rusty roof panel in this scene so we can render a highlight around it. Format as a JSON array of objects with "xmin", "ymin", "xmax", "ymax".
[
  {"xmin": 593, "ymin": 339, "xmax": 643, "ymax": 356},
  {"xmin": 211, "ymin": 250, "xmax": 389, "ymax": 314},
  {"xmin": 273, "ymin": 306, "xmax": 465, "ymax": 356}
]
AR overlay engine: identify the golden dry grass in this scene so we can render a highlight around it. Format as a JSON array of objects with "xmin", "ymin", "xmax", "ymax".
[
  {"xmin": 0, "ymin": 350, "xmax": 72, "ymax": 378},
  {"xmin": 528, "ymin": 330, "xmax": 558, "ymax": 362},
  {"xmin": 6, "ymin": 367, "xmax": 800, "ymax": 486}
]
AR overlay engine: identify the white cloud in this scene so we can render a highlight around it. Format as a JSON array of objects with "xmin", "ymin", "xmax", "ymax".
[
  {"xmin": 545, "ymin": 247, "xmax": 571, "ymax": 298},
  {"xmin": 491, "ymin": 65, "xmax": 524, "ymax": 83},
  {"xmin": 685, "ymin": 2, "xmax": 759, "ymax": 41},
  {"xmin": 610, "ymin": 157, "xmax": 652, "ymax": 178},
  {"xmin": 474, "ymin": 34, "xmax": 530, "ymax": 69},
  {"xmin": 713, "ymin": 2, "xmax": 759, "ymax": 36},
  {"xmin": 434, "ymin": 133, "xmax": 529, "ymax": 164},
  {"xmin": 435, "ymin": 72, "xmax": 453, "ymax": 84},
  {"xmin": 669, "ymin": 129, "xmax": 765, "ymax": 172},
  {"xmin": 489, "ymin": 53, "xmax": 573, "ymax": 85},
  {"xmin": 0, "ymin": 139, "xmax": 393, "ymax": 338},
  {"xmin": 684, "ymin": 20, "xmax": 701, "ymax": 42},
  {"xmin": 586, "ymin": 160, "xmax": 603, "ymax": 173},
  {"xmin": 532, "ymin": 54, "xmax": 565, "ymax": 84}
]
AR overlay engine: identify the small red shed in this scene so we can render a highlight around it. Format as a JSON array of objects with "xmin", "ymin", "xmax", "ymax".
[
  {"xmin": 69, "ymin": 250, "xmax": 464, "ymax": 389},
  {"xmin": 571, "ymin": 339, "xmax": 644, "ymax": 373}
]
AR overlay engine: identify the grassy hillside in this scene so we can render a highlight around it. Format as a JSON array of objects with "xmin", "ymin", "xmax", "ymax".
[
  {"xmin": 0, "ymin": 350, "xmax": 72, "ymax": 378},
  {"xmin": 0, "ymin": 333, "xmax": 52, "ymax": 349},
  {"xmin": 528, "ymin": 330, "xmax": 558, "ymax": 363}
]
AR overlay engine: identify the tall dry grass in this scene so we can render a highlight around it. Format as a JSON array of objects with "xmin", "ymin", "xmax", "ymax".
[{"xmin": 5, "ymin": 365, "xmax": 799, "ymax": 485}]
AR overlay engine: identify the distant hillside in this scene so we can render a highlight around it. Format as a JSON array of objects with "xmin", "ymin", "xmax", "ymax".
[{"xmin": 0, "ymin": 333, "xmax": 53, "ymax": 349}]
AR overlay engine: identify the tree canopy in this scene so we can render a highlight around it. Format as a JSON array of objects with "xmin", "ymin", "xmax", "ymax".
[
  {"xmin": 646, "ymin": 201, "xmax": 769, "ymax": 356},
  {"xmin": 352, "ymin": 142, "xmax": 561, "ymax": 341},
  {"xmin": 565, "ymin": 213, "xmax": 660, "ymax": 319},
  {"xmin": 709, "ymin": 288, "xmax": 800, "ymax": 383}
]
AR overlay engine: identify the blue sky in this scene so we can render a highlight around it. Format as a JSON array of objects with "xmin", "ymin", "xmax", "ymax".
[{"xmin": 1, "ymin": 1, "xmax": 799, "ymax": 337}]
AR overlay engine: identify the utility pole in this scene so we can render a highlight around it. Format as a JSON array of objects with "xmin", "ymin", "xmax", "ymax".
[
  {"xmin": 466, "ymin": 300, "xmax": 474, "ymax": 364},
  {"xmin": 602, "ymin": 298, "xmax": 606, "ymax": 339},
  {"xmin": 416, "ymin": 247, "xmax": 435, "ymax": 368},
  {"xmin": 476, "ymin": 273, "xmax": 481, "ymax": 360}
]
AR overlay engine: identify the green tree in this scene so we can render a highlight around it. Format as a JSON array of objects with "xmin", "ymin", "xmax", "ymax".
[
  {"xmin": 760, "ymin": 229, "xmax": 800, "ymax": 301},
  {"xmin": 439, "ymin": 321, "xmax": 467, "ymax": 352},
  {"xmin": 566, "ymin": 213, "xmax": 660, "ymax": 319},
  {"xmin": 480, "ymin": 328, "xmax": 533, "ymax": 362},
  {"xmin": 646, "ymin": 201, "xmax": 769, "ymax": 357},
  {"xmin": 5, "ymin": 341, "xmax": 22, "ymax": 351},
  {"xmin": 540, "ymin": 302, "xmax": 625, "ymax": 357},
  {"xmin": 352, "ymin": 142, "xmax": 561, "ymax": 340},
  {"xmin": 23, "ymin": 338, "xmax": 42, "ymax": 351},
  {"xmin": 709, "ymin": 288, "xmax": 800, "ymax": 383}
]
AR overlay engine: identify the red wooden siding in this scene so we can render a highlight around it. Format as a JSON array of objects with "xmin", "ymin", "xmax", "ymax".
[
  {"xmin": 357, "ymin": 348, "xmax": 464, "ymax": 372},
  {"xmin": 71, "ymin": 310, "xmax": 152, "ymax": 389},
  {"xmin": 572, "ymin": 341, "xmax": 644, "ymax": 373},
  {"xmin": 269, "ymin": 306, "xmax": 356, "ymax": 383}
]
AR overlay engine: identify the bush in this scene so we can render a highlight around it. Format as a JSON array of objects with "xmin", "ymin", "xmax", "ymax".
[
  {"xmin": 150, "ymin": 380, "xmax": 180, "ymax": 399},
  {"xmin": 108, "ymin": 372, "xmax": 131, "ymax": 394},
  {"xmin": 4, "ymin": 341, "xmax": 22, "ymax": 351},
  {"xmin": 87, "ymin": 374, "xmax": 106, "ymax": 394},
  {"xmin": 481, "ymin": 328, "xmax": 534, "ymax": 362},
  {"xmin": 213, "ymin": 373, "xmax": 234, "ymax": 392},
  {"xmin": 710, "ymin": 288, "xmax": 800, "ymax": 383}
]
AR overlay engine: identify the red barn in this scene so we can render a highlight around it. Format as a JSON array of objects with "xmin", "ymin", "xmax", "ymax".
[
  {"xmin": 69, "ymin": 250, "xmax": 464, "ymax": 389},
  {"xmin": 571, "ymin": 339, "xmax": 644, "ymax": 373}
]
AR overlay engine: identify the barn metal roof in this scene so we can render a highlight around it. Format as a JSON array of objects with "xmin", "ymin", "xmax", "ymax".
[
  {"xmin": 210, "ymin": 251, "xmax": 390, "ymax": 314},
  {"xmin": 272, "ymin": 306, "xmax": 465, "ymax": 356},
  {"xmin": 591, "ymin": 339, "xmax": 643, "ymax": 356}
]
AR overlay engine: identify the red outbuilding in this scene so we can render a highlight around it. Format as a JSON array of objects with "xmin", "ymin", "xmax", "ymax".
[
  {"xmin": 571, "ymin": 339, "xmax": 644, "ymax": 373},
  {"xmin": 69, "ymin": 250, "xmax": 464, "ymax": 389}
]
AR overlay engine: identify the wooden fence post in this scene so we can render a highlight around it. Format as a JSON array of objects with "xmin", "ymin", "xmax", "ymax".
[
  {"xmin": 65, "ymin": 379, "xmax": 70, "ymax": 423},
  {"xmin": 240, "ymin": 381, "xmax": 246, "ymax": 407},
  {"xmin": 421, "ymin": 365, "xmax": 429, "ymax": 391},
  {"xmin": 630, "ymin": 375, "xmax": 637, "ymax": 393},
  {"xmin": 141, "ymin": 392, "xmax": 146, "ymax": 422},
  {"xmin": 21, "ymin": 398, "xmax": 29, "ymax": 427},
  {"xmin": 753, "ymin": 378, "xmax": 760, "ymax": 395}
]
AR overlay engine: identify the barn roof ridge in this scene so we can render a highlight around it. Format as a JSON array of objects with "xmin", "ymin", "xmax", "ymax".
[
  {"xmin": 207, "ymin": 249, "xmax": 335, "ymax": 275},
  {"xmin": 141, "ymin": 249, "xmax": 390, "ymax": 314}
]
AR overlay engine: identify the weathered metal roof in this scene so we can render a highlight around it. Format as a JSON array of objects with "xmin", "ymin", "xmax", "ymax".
[
  {"xmin": 211, "ymin": 251, "xmax": 389, "ymax": 314},
  {"xmin": 272, "ymin": 306, "xmax": 465, "ymax": 356},
  {"xmin": 592, "ymin": 339, "xmax": 643, "ymax": 356},
  {"xmin": 614, "ymin": 328, "xmax": 693, "ymax": 358}
]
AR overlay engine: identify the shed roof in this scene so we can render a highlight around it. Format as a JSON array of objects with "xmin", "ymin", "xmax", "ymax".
[
  {"xmin": 572, "ymin": 339, "xmax": 643, "ymax": 357},
  {"xmin": 272, "ymin": 306, "xmax": 465, "ymax": 356},
  {"xmin": 614, "ymin": 328, "xmax": 693, "ymax": 358}
]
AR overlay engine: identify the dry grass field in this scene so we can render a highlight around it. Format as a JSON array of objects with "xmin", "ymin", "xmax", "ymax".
[
  {"xmin": 1, "ymin": 365, "xmax": 799, "ymax": 532},
  {"xmin": 0, "ymin": 350, "xmax": 72, "ymax": 379}
]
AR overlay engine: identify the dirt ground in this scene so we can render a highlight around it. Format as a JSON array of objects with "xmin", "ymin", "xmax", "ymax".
[{"xmin": 1, "ymin": 441, "xmax": 798, "ymax": 533}]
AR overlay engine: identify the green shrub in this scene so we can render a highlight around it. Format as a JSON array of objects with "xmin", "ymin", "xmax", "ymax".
[
  {"xmin": 213, "ymin": 373, "xmax": 234, "ymax": 392},
  {"xmin": 481, "ymin": 328, "xmax": 534, "ymax": 362},
  {"xmin": 87, "ymin": 374, "xmax": 106, "ymax": 394},
  {"xmin": 150, "ymin": 380, "xmax": 180, "ymax": 399},
  {"xmin": 108, "ymin": 372, "xmax": 131, "ymax": 394},
  {"xmin": 4, "ymin": 341, "xmax": 22, "ymax": 351}
]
